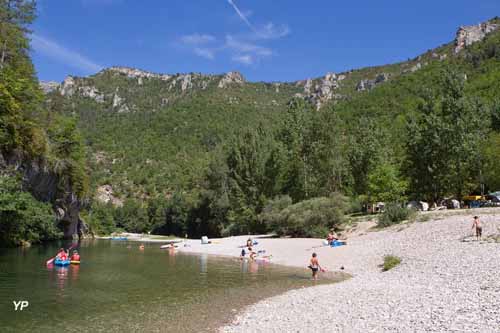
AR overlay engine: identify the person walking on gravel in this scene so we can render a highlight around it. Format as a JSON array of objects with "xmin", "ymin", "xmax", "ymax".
[{"xmin": 472, "ymin": 216, "xmax": 482, "ymax": 241}]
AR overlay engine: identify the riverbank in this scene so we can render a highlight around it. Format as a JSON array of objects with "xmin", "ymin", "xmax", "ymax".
[
  {"xmin": 96, "ymin": 232, "xmax": 184, "ymax": 243},
  {"xmin": 173, "ymin": 208, "xmax": 500, "ymax": 332}
]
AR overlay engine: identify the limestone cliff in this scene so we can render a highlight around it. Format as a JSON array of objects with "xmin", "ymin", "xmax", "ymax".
[
  {"xmin": 0, "ymin": 151, "xmax": 87, "ymax": 239},
  {"xmin": 455, "ymin": 21, "xmax": 499, "ymax": 53}
]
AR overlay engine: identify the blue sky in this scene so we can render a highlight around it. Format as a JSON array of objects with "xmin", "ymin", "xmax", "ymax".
[{"xmin": 32, "ymin": 0, "xmax": 500, "ymax": 83}]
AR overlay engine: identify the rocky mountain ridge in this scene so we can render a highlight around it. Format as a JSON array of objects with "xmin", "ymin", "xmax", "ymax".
[{"xmin": 40, "ymin": 18, "xmax": 500, "ymax": 112}]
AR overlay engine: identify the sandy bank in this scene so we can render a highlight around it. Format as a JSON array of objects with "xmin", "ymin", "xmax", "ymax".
[{"xmin": 214, "ymin": 209, "xmax": 500, "ymax": 332}]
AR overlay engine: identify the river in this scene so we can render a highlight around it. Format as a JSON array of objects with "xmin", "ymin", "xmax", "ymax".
[{"xmin": 0, "ymin": 239, "xmax": 344, "ymax": 332}]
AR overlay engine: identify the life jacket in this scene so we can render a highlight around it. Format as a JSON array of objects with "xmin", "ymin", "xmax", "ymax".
[{"xmin": 71, "ymin": 254, "xmax": 80, "ymax": 261}]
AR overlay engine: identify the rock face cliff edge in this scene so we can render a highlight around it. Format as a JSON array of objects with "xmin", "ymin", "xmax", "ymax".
[{"xmin": 0, "ymin": 151, "xmax": 86, "ymax": 239}]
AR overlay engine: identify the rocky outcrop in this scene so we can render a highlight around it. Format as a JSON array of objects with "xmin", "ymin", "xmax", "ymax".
[
  {"xmin": 59, "ymin": 76, "xmax": 76, "ymax": 96},
  {"xmin": 112, "ymin": 92, "xmax": 123, "ymax": 108},
  {"xmin": 40, "ymin": 81, "xmax": 60, "ymax": 93},
  {"xmin": 297, "ymin": 72, "xmax": 343, "ymax": 109},
  {"xmin": 106, "ymin": 66, "xmax": 172, "ymax": 81},
  {"xmin": 96, "ymin": 185, "xmax": 123, "ymax": 207},
  {"xmin": 218, "ymin": 71, "xmax": 245, "ymax": 88},
  {"xmin": 79, "ymin": 86, "xmax": 105, "ymax": 103},
  {"xmin": 1, "ymin": 150, "xmax": 87, "ymax": 239},
  {"xmin": 356, "ymin": 73, "xmax": 390, "ymax": 92},
  {"xmin": 56, "ymin": 76, "xmax": 105, "ymax": 103},
  {"xmin": 455, "ymin": 22, "xmax": 499, "ymax": 53}
]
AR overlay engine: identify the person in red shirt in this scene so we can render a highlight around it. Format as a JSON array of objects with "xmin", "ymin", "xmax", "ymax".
[
  {"xmin": 71, "ymin": 250, "xmax": 80, "ymax": 261},
  {"xmin": 56, "ymin": 248, "xmax": 68, "ymax": 260}
]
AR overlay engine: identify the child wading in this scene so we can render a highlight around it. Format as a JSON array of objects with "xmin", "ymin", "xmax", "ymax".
[
  {"xmin": 472, "ymin": 216, "xmax": 482, "ymax": 240},
  {"xmin": 308, "ymin": 253, "xmax": 323, "ymax": 280}
]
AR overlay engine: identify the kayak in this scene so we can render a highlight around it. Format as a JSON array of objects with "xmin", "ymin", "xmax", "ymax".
[
  {"xmin": 70, "ymin": 260, "xmax": 80, "ymax": 265},
  {"xmin": 111, "ymin": 237, "xmax": 128, "ymax": 241},
  {"xmin": 54, "ymin": 258, "xmax": 70, "ymax": 266}
]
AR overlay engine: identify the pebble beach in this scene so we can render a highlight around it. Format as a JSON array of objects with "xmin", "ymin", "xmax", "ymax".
[{"xmin": 178, "ymin": 209, "xmax": 500, "ymax": 332}]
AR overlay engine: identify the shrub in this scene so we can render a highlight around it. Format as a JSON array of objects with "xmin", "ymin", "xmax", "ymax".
[
  {"xmin": 382, "ymin": 255, "xmax": 402, "ymax": 271},
  {"xmin": 0, "ymin": 175, "xmax": 61, "ymax": 247},
  {"xmin": 378, "ymin": 203, "xmax": 415, "ymax": 227},
  {"xmin": 261, "ymin": 193, "xmax": 349, "ymax": 237}
]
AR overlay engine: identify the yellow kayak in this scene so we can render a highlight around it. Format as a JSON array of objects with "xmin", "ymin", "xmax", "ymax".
[{"xmin": 70, "ymin": 260, "xmax": 80, "ymax": 265}]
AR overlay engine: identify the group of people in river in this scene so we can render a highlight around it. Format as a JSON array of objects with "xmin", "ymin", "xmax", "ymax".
[
  {"xmin": 239, "ymin": 238, "xmax": 270, "ymax": 262},
  {"xmin": 55, "ymin": 248, "xmax": 80, "ymax": 262}
]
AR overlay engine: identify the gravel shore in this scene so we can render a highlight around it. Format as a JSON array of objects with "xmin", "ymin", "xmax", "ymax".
[{"xmin": 212, "ymin": 210, "xmax": 500, "ymax": 332}]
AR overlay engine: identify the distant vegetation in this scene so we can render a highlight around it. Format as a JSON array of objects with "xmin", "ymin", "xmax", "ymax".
[
  {"xmin": 49, "ymin": 17, "xmax": 500, "ymax": 239},
  {"xmin": 377, "ymin": 204, "xmax": 416, "ymax": 228},
  {"xmin": 3, "ymin": 2, "xmax": 500, "ymax": 244}
]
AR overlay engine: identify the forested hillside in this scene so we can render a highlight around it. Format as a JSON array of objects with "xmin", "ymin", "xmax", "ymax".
[
  {"xmin": 3, "ymin": 1, "xmax": 500, "ymax": 245},
  {"xmin": 40, "ymin": 17, "xmax": 500, "ymax": 238},
  {"xmin": 0, "ymin": 0, "xmax": 88, "ymax": 246}
]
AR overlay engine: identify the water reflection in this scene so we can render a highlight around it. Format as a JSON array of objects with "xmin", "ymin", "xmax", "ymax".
[
  {"xmin": 249, "ymin": 261, "xmax": 259, "ymax": 274},
  {"xmin": 199, "ymin": 253, "xmax": 208, "ymax": 274},
  {"xmin": 71, "ymin": 264, "xmax": 80, "ymax": 282}
]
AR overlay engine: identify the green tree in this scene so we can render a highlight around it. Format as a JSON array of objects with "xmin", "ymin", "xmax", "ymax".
[
  {"xmin": 0, "ymin": 174, "xmax": 60, "ymax": 246},
  {"xmin": 225, "ymin": 127, "xmax": 273, "ymax": 234},
  {"xmin": 481, "ymin": 132, "xmax": 500, "ymax": 191},
  {"xmin": 278, "ymin": 98, "xmax": 312, "ymax": 201},
  {"xmin": 347, "ymin": 117, "xmax": 388, "ymax": 196},
  {"xmin": 367, "ymin": 163, "xmax": 408, "ymax": 203},
  {"xmin": 405, "ymin": 69, "xmax": 488, "ymax": 201}
]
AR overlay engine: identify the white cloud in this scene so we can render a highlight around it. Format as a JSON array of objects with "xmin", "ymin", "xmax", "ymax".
[
  {"xmin": 256, "ymin": 22, "xmax": 290, "ymax": 40},
  {"xmin": 225, "ymin": 35, "xmax": 272, "ymax": 57},
  {"xmin": 194, "ymin": 47, "xmax": 215, "ymax": 60},
  {"xmin": 31, "ymin": 34, "xmax": 103, "ymax": 74},
  {"xmin": 232, "ymin": 54, "xmax": 253, "ymax": 65},
  {"xmin": 177, "ymin": 1, "xmax": 289, "ymax": 66},
  {"xmin": 180, "ymin": 34, "xmax": 216, "ymax": 45},
  {"xmin": 178, "ymin": 34, "xmax": 217, "ymax": 60}
]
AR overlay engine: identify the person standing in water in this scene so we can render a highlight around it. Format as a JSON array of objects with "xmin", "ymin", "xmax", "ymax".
[
  {"xmin": 472, "ymin": 216, "xmax": 482, "ymax": 241},
  {"xmin": 309, "ymin": 253, "xmax": 323, "ymax": 280}
]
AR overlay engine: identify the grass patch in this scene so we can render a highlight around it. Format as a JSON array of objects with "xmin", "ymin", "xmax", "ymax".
[
  {"xmin": 416, "ymin": 214, "xmax": 432, "ymax": 223},
  {"xmin": 382, "ymin": 255, "xmax": 402, "ymax": 271}
]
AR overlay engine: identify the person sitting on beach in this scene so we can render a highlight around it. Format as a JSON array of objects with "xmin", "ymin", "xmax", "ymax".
[
  {"xmin": 472, "ymin": 216, "xmax": 482, "ymax": 241},
  {"xmin": 327, "ymin": 230, "xmax": 338, "ymax": 245},
  {"xmin": 70, "ymin": 250, "xmax": 80, "ymax": 261},
  {"xmin": 308, "ymin": 253, "xmax": 323, "ymax": 280}
]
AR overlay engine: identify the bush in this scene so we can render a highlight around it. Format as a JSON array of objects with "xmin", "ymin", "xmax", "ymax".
[
  {"xmin": 261, "ymin": 193, "xmax": 349, "ymax": 237},
  {"xmin": 83, "ymin": 202, "xmax": 116, "ymax": 236},
  {"xmin": 0, "ymin": 175, "xmax": 61, "ymax": 247},
  {"xmin": 382, "ymin": 255, "xmax": 402, "ymax": 271},
  {"xmin": 378, "ymin": 203, "xmax": 415, "ymax": 227}
]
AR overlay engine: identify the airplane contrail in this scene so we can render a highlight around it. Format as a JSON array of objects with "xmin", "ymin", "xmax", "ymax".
[{"xmin": 227, "ymin": 0, "xmax": 258, "ymax": 33}]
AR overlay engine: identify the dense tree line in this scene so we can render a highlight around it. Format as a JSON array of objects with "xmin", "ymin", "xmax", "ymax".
[
  {"xmin": 87, "ymin": 63, "xmax": 500, "ymax": 238},
  {"xmin": 2, "ymin": 2, "xmax": 500, "ymax": 243},
  {"xmin": 0, "ymin": 0, "xmax": 88, "ymax": 246}
]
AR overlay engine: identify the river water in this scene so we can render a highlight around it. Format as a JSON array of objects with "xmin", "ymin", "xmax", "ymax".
[{"xmin": 0, "ymin": 239, "xmax": 345, "ymax": 332}]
